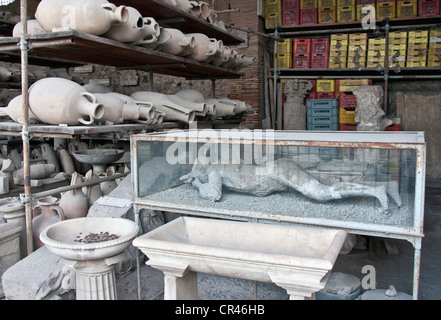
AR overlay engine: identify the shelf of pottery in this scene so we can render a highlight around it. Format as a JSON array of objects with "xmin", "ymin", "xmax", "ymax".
[
  {"xmin": 0, "ymin": 0, "xmax": 257, "ymax": 196},
  {"xmin": 0, "ymin": 0, "xmax": 256, "ymax": 130}
]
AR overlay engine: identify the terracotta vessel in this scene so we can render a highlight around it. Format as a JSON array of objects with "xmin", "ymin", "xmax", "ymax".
[
  {"xmin": 99, "ymin": 166, "xmax": 118, "ymax": 196},
  {"xmin": 209, "ymin": 42, "xmax": 228, "ymax": 66},
  {"xmin": 198, "ymin": 1, "xmax": 211, "ymax": 20},
  {"xmin": 28, "ymin": 77, "xmax": 104, "ymax": 126},
  {"xmin": 104, "ymin": 7, "xmax": 160, "ymax": 43},
  {"xmin": 32, "ymin": 196, "xmax": 65, "ymax": 249},
  {"xmin": 0, "ymin": 66, "xmax": 14, "ymax": 82},
  {"xmin": 205, "ymin": 98, "xmax": 236, "ymax": 118},
  {"xmin": 163, "ymin": 0, "xmax": 192, "ymax": 12},
  {"xmin": 12, "ymin": 19, "xmax": 46, "ymax": 37},
  {"xmin": 136, "ymin": 26, "xmax": 171, "ymax": 50},
  {"xmin": 35, "ymin": 0, "xmax": 129, "ymax": 35},
  {"xmin": 131, "ymin": 91, "xmax": 195, "ymax": 124},
  {"xmin": 83, "ymin": 82, "xmax": 112, "ymax": 94},
  {"xmin": 234, "ymin": 55, "xmax": 256, "ymax": 70},
  {"xmin": 59, "ymin": 173, "xmax": 89, "ymax": 220},
  {"xmin": 13, "ymin": 163, "xmax": 56, "ymax": 184},
  {"xmin": 68, "ymin": 140, "xmax": 90, "ymax": 174},
  {"xmin": 169, "ymin": 94, "xmax": 207, "ymax": 117},
  {"xmin": 58, "ymin": 148, "xmax": 76, "ymax": 175},
  {"xmin": 40, "ymin": 143, "xmax": 60, "ymax": 172},
  {"xmin": 95, "ymin": 93, "xmax": 155, "ymax": 124},
  {"xmin": 83, "ymin": 169, "xmax": 103, "ymax": 206},
  {"xmin": 186, "ymin": 33, "xmax": 221, "ymax": 62},
  {"xmin": 0, "ymin": 95, "xmax": 39, "ymax": 124},
  {"xmin": 160, "ymin": 28, "xmax": 195, "ymax": 56}
]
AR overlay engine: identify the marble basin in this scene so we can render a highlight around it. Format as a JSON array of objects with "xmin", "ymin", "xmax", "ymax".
[
  {"xmin": 40, "ymin": 217, "xmax": 139, "ymax": 261},
  {"xmin": 133, "ymin": 217, "xmax": 347, "ymax": 299}
]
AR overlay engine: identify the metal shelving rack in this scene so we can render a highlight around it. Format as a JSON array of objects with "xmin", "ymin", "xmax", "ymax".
[{"xmin": 1, "ymin": 0, "xmax": 245, "ymax": 260}]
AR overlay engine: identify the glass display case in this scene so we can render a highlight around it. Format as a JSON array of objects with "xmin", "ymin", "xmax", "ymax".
[{"xmin": 131, "ymin": 129, "xmax": 426, "ymax": 298}]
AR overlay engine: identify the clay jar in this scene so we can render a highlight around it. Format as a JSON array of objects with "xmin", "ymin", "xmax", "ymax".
[
  {"xmin": 0, "ymin": 66, "xmax": 14, "ymax": 82},
  {"xmin": 186, "ymin": 33, "xmax": 220, "ymax": 62},
  {"xmin": 163, "ymin": 0, "xmax": 192, "ymax": 12},
  {"xmin": 103, "ymin": 7, "xmax": 160, "ymax": 43},
  {"xmin": 136, "ymin": 27, "xmax": 172, "ymax": 50},
  {"xmin": 0, "ymin": 95, "xmax": 39, "ymax": 124},
  {"xmin": 40, "ymin": 143, "xmax": 60, "ymax": 172},
  {"xmin": 59, "ymin": 173, "xmax": 89, "ymax": 220},
  {"xmin": 32, "ymin": 196, "xmax": 65, "ymax": 249},
  {"xmin": 160, "ymin": 28, "xmax": 195, "ymax": 56},
  {"xmin": 35, "ymin": 0, "xmax": 129, "ymax": 35},
  {"xmin": 131, "ymin": 91, "xmax": 195, "ymax": 124},
  {"xmin": 83, "ymin": 170, "xmax": 103, "ymax": 206},
  {"xmin": 28, "ymin": 77, "xmax": 104, "ymax": 126},
  {"xmin": 12, "ymin": 19, "xmax": 46, "ymax": 37}
]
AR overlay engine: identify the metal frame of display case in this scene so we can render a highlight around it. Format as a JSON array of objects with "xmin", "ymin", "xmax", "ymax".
[{"xmin": 131, "ymin": 130, "xmax": 426, "ymax": 299}]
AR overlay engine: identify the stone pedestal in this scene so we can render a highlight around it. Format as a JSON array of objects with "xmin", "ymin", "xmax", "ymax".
[
  {"xmin": 0, "ymin": 219, "xmax": 22, "ymax": 298},
  {"xmin": 283, "ymin": 80, "xmax": 313, "ymax": 130},
  {"xmin": 62, "ymin": 252, "xmax": 125, "ymax": 300},
  {"xmin": 0, "ymin": 197, "xmax": 26, "ymax": 259}
]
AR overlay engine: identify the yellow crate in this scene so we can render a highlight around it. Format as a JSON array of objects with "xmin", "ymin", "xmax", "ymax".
[
  {"xmin": 339, "ymin": 108, "xmax": 356, "ymax": 125},
  {"xmin": 347, "ymin": 60, "xmax": 366, "ymax": 68},
  {"xmin": 429, "ymin": 47, "xmax": 441, "ymax": 56},
  {"xmin": 330, "ymin": 47, "xmax": 348, "ymax": 56},
  {"xmin": 337, "ymin": 0, "xmax": 355, "ymax": 6},
  {"xmin": 329, "ymin": 62, "xmax": 348, "ymax": 68},
  {"xmin": 407, "ymin": 48, "xmax": 428, "ymax": 57},
  {"xmin": 264, "ymin": 0, "xmax": 282, "ymax": 15},
  {"xmin": 376, "ymin": 2, "xmax": 396, "ymax": 19},
  {"xmin": 317, "ymin": 79, "xmax": 335, "ymax": 92},
  {"xmin": 408, "ymin": 30, "xmax": 429, "ymax": 40},
  {"xmin": 389, "ymin": 43, "xmax": 407, "ymax": 51},
  {"xmin": 301, "ymin": 0, "xmax": 318, "ymax": 8},
  {"xmin": 319, "ymin": 6, "xmax": 337, "ymax": 23},
  {"xmin": 428, "ymin": 57, "xmax": 441, "ymax": 67},
  {"xmin": 389, "ymin": 38, "xmax": 408, "ymax": 45},
  {"xmin": 329, "ymin": 55, "xmax": 348, "ymax": 63},
  {"xmin": 430, "ymin": 29, "xmax": 441, "ymax": 38},
  {"xmin": 318, "ymin": 0, "xmax": 336, "ymax": 6},
  {"xmin": 337, "ymin": 6, "xmax": 356, "ymax": 22},
  {"xmin": 277, "ymin": 39, "xmax": 292, "ymax": 55},
  {"xmin": 389, "ymin": 31, "xmax": 407, "ymax": 39},
  {"xmin": 368, "ymin": 50, "xmax": 385, "ymax": 58},
  {"xmin": 331, "ymin": 33, "xmax": 349, "ymax": 42},
  {"xmin": 348, "ymin": 47, "xmax": 366, "ymax": 57},
  {"xmin": 265, "ymin": 12, "xmax": 282, "ymax": 29},
  {"xmin": 406, "ymin": 61, "xmax": 427, "ymax": 67},
  {"xmin": 369, "ymin": 37, "xmax": 386, "ymax": 45},
  {"xmin": 276, "ymin": 53, "xmax": 292, "ymax": 68},
  {"xmin": 397, "ymin": 0, "xmax": 417, "ymax": 18},
  {"xmin": 339, "ymin": 79, "xmax": 371, "ymax": 87},
  {"xmin": 356, "ymin": 4, "xmax": 375, "ymax": 21},
  {"xmin": 349, "ymin": 33, "xmax": 368, "ymax": 41},
  {"xmin": 408, "ymin": 42, "xmax": 428, "ymax": 50}
]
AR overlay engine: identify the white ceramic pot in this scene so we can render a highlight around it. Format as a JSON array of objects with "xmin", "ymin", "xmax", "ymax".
[
  {"xmin": 205, "ymin": 98, "xmax": 236, "ymax": 118},
  {"xmin": 131, "ymin": 91, "xmax": 195, "ymax": 124},
  {"xmin": 186, "ymin": 33, "xmax": 220, "ymax": 62},
  {"xmin": 35, "ymin": 0, "xmax": 128, "ymax": 35},
  {"xmin": 235, "ymin": 55, "xmax": 256, "ymax": 70},
  {"xmin": 0, "ymin": 95, "xmax": 39, "ymax": 124},
  {"xmin": 28, "ymin": 77, "xmax": 104, "ymax": 126},
  {"xmin": 209, "ymin": 41, "xmax": 228, "ymax": 66},
  {"xmin": 12, "ymin": 19, "xmax": 46, "ymax": 37},
  {"xmin": 160, "ymin": 28, "xmax": 195, "ymax": 56},
  {"xmin": 0, "ymin": 66, "xmax": 13, "ymax": 82},
  {"xmin": 104, "ymin": 7, "xmax": 159, "ymax": 43}
]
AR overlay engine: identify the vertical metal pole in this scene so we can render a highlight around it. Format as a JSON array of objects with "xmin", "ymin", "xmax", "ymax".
[
  {"xmin": 413, "ymin": 238, "xmax": 422, "ymax": 300},
  {"xmin": 273, "ymin": 28, "xmax": 279, "ymax": 130},
  {"xmin": 20, "ymin": 0, "xmax": 33, "ymax": 256},
  {"xmin": 383, "ymin": 19, "xmax": 390, "ymax": 115}
]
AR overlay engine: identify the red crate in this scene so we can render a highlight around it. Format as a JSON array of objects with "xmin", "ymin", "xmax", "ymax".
[
  {"xmin": 419, "ymin": 0, "xmax": 440, "ymax": 16},
  {"xmin": 283, "ymin": 10, "xmax": 300, "ymax": 26},
  {"xmin": 339, "ymin": 92, "xmax": 358, "ymax": 108},
  {"xmin": 294, "ymin": 38, "xmax": 311, "ymax": 54},
  {"xmin": 283, "ymin": 0, "xmax": 300, "ymax": 10},
  {"xmin": 356, "ymin": 0, "xmax": 375, "ymax": 4},
  {"xmin": 311, "ymin": 53, "xmax": 329, "ymax": 68},
  {"xmin": 311, "ymin": 38, "xmax": 330, "ymax": 54},
  {"xmin": 385, "ymin": 124, "xmax": 401, "ymax": 131},
  {"xmin": 293, "ymin": 53, "xmax": 310, "ymax": 68},
  {"xmin": 300, "ymin": 8, "xmax": 318, "ymax": 24},
  {"xmin": 339, "ymin": 123, "xmax": 357, "ymax": 131},
  {"xmin": 317, "ymin": 91, "xmax": 335, "ymax": 99}
]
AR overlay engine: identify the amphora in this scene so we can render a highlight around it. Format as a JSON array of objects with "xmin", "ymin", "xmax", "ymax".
[{"xmin": 32, "ymin": 196, "xmax": 65, "ymax": 249}]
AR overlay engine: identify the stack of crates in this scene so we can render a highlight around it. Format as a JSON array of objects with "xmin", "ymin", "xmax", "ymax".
[
  {"xmin": 407, "ymin": 30, "xmax": 428, "ymax": 67},
  {"xmin": 275, "ymin": 38, "xmax": 293, "ymax": 68},
  {"xmin": 388, "ymin": 31, "xmax": 407, "ymax": 68},
  {"xmin": 316, "ymin": 79, "xmax": 335, "ymax": 98},
  {"xmin": 348, "ymin": 33, "xmax": 367, "ymax": 68},
  {"xmin": 356, "ymin": 0, "xmax": 376, "ymax": 21},
  {"xmin": 318, "ymin": 0, "xmax": 336, "ymax": 23},
  {"xmin": 419, "ymin": 0, "xmax": 440, "ymax": 16},
  {"xmin": 311, "ymin": 37, "xmax": 330, "ymax": 68},
  {"xmin": 336, "ymin": 79, "xmax": 372, "ymax": 131},
  {"xmin": 428, "ymin": 28, "xmax": 441, "ymax": 67},
  {"xmin": 329, "ymin": 33, "xmax": 348, "ymax": 68},
  {"xmin": 293, "ymin": 38, "xmax": 311, "ymax": 68},
  {"xmin": 264, "ymin": 0, "xmax": 282, "ymax": 29},
  {"xmin": 306, "ymin": 99, "xmax": 339, "ymax": 131},
  {"xmin": 376, "ymin": 0, "xmax": 396, "ymax": 19},
  {"xmin": 300, "ymin": 0, "xmax": 318, "ymax": 24},
  {"xmin": 283, "ymin": 0, "xmax": 300, "ymax": 26},
  {"xmin": 367, "ymin": 37, "xmax": 386, "ymax": 68},
  {"xmin": 397, "ymin": 0, "xmax": 417, "ymax": 18},
  {"xmin": 337, "ymin": 0, "xmax": 356, "ymax": 22}
]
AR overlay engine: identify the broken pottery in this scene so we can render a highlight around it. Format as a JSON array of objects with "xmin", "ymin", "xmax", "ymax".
[
  {"xmin": 35, "ymin": 0, "xmax": 128, "ymax": 35},
  {"xmin": 32, "ymin": 196, "xmax": 65, "ymax": 249},
  {"xmin": 59, "ymin": 173, "xmax": 89, "ymax": 220},
  {"xmin": 28, "ymin": 78, "xmax": 104, "ymax": 126},
  {"xmin": 131, "ymin": 91, "xmax": 195, "ymax": 124},
  {"xmin": 103, "ymin": 7, "xmax": 159, "ymax": 43},
  {"xmin": 160, "ymin": 28, "xmax": 195, "ymax": 56}
]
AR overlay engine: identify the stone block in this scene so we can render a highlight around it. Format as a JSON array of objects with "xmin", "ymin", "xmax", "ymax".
[{"xmin": 0, "ymin": 219, "xmax": 21, "ymax": 298}]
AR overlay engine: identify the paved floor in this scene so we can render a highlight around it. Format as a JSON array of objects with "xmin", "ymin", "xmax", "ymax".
[{"xmin": 115, "ymin": 186, "xmax": 441, "ymax": 300}]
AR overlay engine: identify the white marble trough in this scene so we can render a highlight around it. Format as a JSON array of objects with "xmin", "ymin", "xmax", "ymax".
[{"xmin": 133, "ymin": 217, "xmax": 347, "ymax": 300}]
